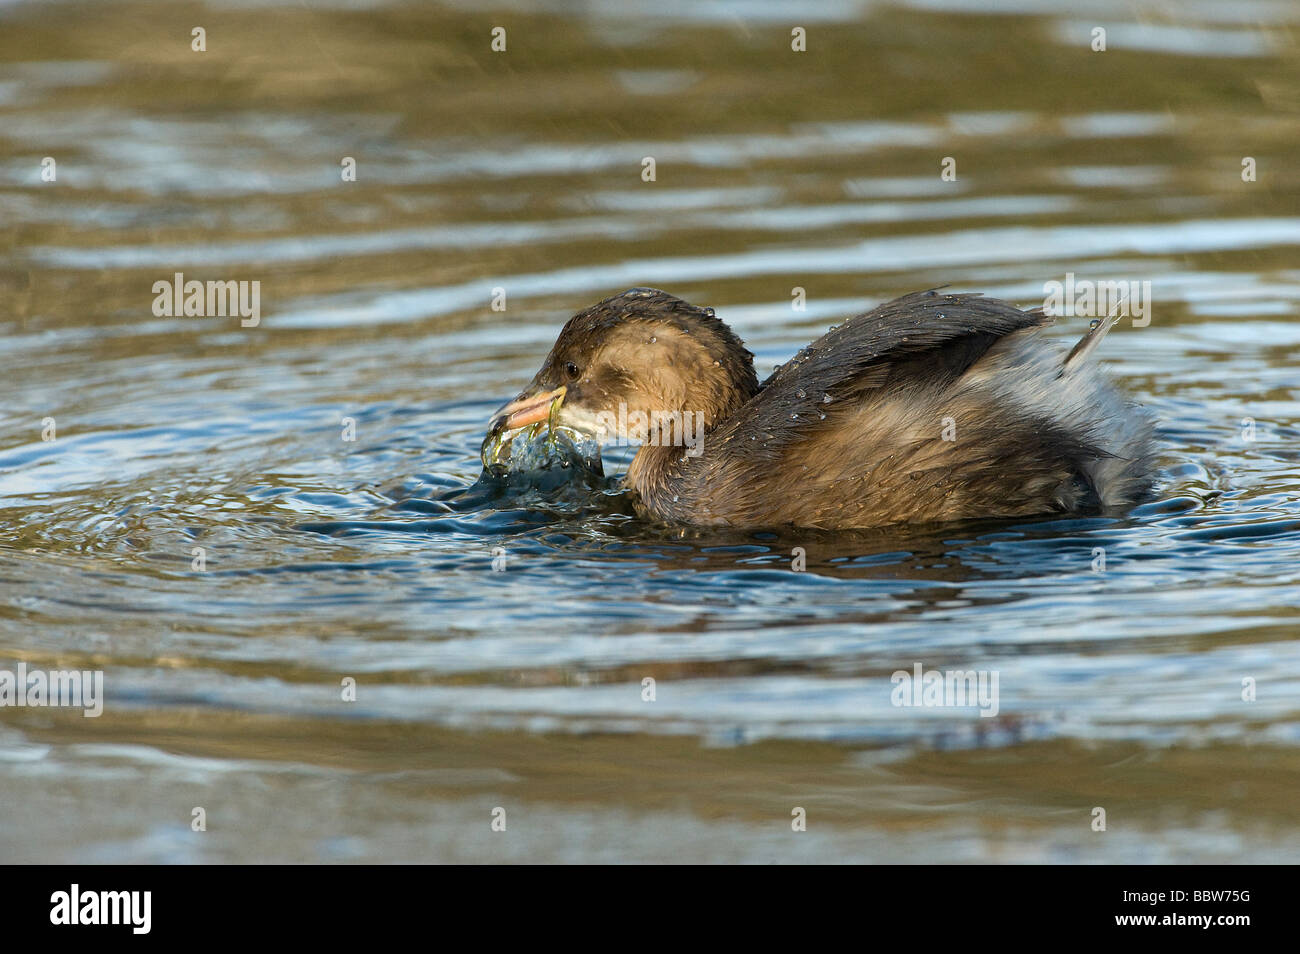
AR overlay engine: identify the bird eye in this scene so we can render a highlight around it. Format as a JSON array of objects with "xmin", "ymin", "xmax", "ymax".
[{"xmin": 565, "ymin": 361, "xmax": 580, "ymax": 380}]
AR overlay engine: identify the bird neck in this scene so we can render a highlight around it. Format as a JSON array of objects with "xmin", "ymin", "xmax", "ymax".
[
  {"xmin": 621, "ymin": 347, "xmax": 758, "ymax": 511},
  {"xmin": 622, "ymin": 398, "xmax": 741, "ymax": 510}
]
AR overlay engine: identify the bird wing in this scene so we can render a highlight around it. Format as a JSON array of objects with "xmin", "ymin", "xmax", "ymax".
[{"xmin": 706, "ymin": 289, "xmax": 1052, "ymax": 463}]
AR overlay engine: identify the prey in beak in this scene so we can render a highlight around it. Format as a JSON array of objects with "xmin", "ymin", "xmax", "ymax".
[
  {"xmin": 481, "ymin": 383, "xmax": 603, "ymax": 478},
  {"xmin": 486, "ymin": 385, "xmax": 567, "ymax": 442}
]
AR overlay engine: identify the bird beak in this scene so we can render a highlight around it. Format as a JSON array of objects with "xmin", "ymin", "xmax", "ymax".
[{"xmin": 487, "ymin": 385, "xmax": 567, "ymax": 439}]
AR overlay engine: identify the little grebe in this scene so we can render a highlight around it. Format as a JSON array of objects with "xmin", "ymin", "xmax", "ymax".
[{"xmin": 485, "ymin": 288, "xmax": 1155, "ymax": 529}]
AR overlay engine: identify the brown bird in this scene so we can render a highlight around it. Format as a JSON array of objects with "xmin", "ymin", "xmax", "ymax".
[{"xmin": 485, "ymin": 288, "xmax": 1155, "ymax": 529}]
